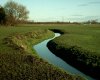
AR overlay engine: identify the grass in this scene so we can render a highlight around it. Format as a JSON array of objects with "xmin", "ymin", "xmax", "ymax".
[
  {"xmin": 47, "ymin": 24, "xmax": 100, "ymax": 79},
  {"xmin": 53, "ymin": 32, "xmax": 100, "ymax": 55},
  {"xmin": 0, "ymin": 25, "xmax": 85, "ymax": 80},
  {"xmin": 45, "ymin": 24, "xmax": 100, "ymax": 55},
  {"xmin": 0, "ymin": 24, "xmax": 100, "ymax": 80}
]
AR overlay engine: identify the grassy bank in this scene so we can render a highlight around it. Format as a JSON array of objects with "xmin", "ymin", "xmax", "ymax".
[
  {"xmin": 0, "ymin": 26, "xmax": 84, "ymax": 80},
  {"xmin": 47, "ymin": 27, "xmax": 100, "ymax": 79}
]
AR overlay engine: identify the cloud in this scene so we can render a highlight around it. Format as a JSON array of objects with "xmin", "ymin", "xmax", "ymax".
[
  {"xmin": 71, "ymin": 14, "xmax": 84, "ymax": 17},
  {"xmin": 78, "ymin": 1, "xmax": 100, "ymax": 7},
  {"xmin": 66, "ymin": 15, "xmax": 100, "ymax": 22},
  {"xmin": 89, "ymin": 1, "xmax": 100, "ymax": 4},
  {"xmin": 78, "ymin": 4, "xmax": 88, "ymax": 7},
  {"xmin": 85, "ymin": 16, "xmax": 99, "ymax": 19}
]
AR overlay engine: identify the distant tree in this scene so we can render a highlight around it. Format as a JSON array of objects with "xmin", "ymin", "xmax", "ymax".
[
  {"xmin": 0, "ymin": 6, "xmax": 6, "ymax": 24},
  {"xmin": 90, "ymin": 19, "xmax": 98, "ymax": 24},
  {"xmin": 84, "ymin": 19, "xmax": 98, "ymax": 24},
  {"xmin": 4, "ymin": 1, "xmax": 29, "ymax": 25}
]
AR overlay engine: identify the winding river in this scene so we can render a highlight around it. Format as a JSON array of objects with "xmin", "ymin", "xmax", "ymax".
[{"xmin": 33, "ymin": 33, "xmax": 94, "ymax": 80}]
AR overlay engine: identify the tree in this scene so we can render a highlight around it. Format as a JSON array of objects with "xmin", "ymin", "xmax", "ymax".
[
  {"xmin": 4, "ymin": 1, "xmax": 29, "ymax": 25},
  {"xmin": 84, "ymin": 19, "xmax": 98, "ymax": 24},
  {"xmin": 0, "ymin": 6, "xmax": 6, "ymax": 24},
  {"xmin": 90, "ymin": 19, "xmax": 98, "ymax": 24}
]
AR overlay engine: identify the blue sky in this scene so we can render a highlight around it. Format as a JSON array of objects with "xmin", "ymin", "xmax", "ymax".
[{"xmin": 0, "ymin": 0, "xmax": 100, "ymax": 22}]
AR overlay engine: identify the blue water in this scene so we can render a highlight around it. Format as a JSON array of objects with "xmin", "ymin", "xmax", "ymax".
[{"xmin": 33, "ymin": 33, "xmax": 94, "ymax": 80}]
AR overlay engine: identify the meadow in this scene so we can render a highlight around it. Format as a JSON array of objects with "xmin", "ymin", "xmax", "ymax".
[
  {"xmin": 1, "ymin": 0, "xmax": 100, "ymax": 79},
  {"xmin": 0, "ymin": 24, "xmax": 85, "ymax": 80},
  {"xmin": 47, "ymin": 24, "xmax": 100, "ymax": 79},
  {"xmin": 0, "ymin": 24, "xmax": 100, "ymax": 80}
]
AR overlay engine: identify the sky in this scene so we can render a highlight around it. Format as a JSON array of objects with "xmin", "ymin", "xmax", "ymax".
[{"xmin": 0, "ymin": 0, "xmax": 100, "ymax": 22}]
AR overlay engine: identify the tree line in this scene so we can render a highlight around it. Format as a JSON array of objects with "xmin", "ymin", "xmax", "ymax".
[{"xmin": 0, "ymin": 1, "xmax": 29, "ymax": 26}]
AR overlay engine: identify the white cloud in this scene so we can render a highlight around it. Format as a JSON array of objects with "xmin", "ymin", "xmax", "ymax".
[{"xmin": 78, "ymin": 1, "xmax": 100, "ymax": 7}]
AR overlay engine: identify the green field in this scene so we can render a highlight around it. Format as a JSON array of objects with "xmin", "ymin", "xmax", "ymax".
[
  {"xmin": 48, "ymin": 24, "xmax": 100, "ymax": 79},
  {"xmin": 0, "ymin": 24, "xmax": 100, "ymax": 80},
  {"xmin": 52, "ymin": 25, "xmax": 100, "ymax": 55},
  {"xmin": 0, "ymin": 25, "xmax": 85, "ymax": 80}
]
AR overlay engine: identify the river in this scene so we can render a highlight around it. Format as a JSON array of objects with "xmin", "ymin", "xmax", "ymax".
[{"xmin": 33, "ymin": 33, "xmax": 94, "ymax": 80}]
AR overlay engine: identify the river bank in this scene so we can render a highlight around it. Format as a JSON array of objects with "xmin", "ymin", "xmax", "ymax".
[
  {"xmin": 0, "ymin": 29, "xmax": 84, "ymax": 80},
  {"xmin": 47, "ymin": 29, "xmax": 100, "ymax": 80},
  {"xmin": 34, "ymin": 33, "xmax": 93, "ymax": 80}
]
